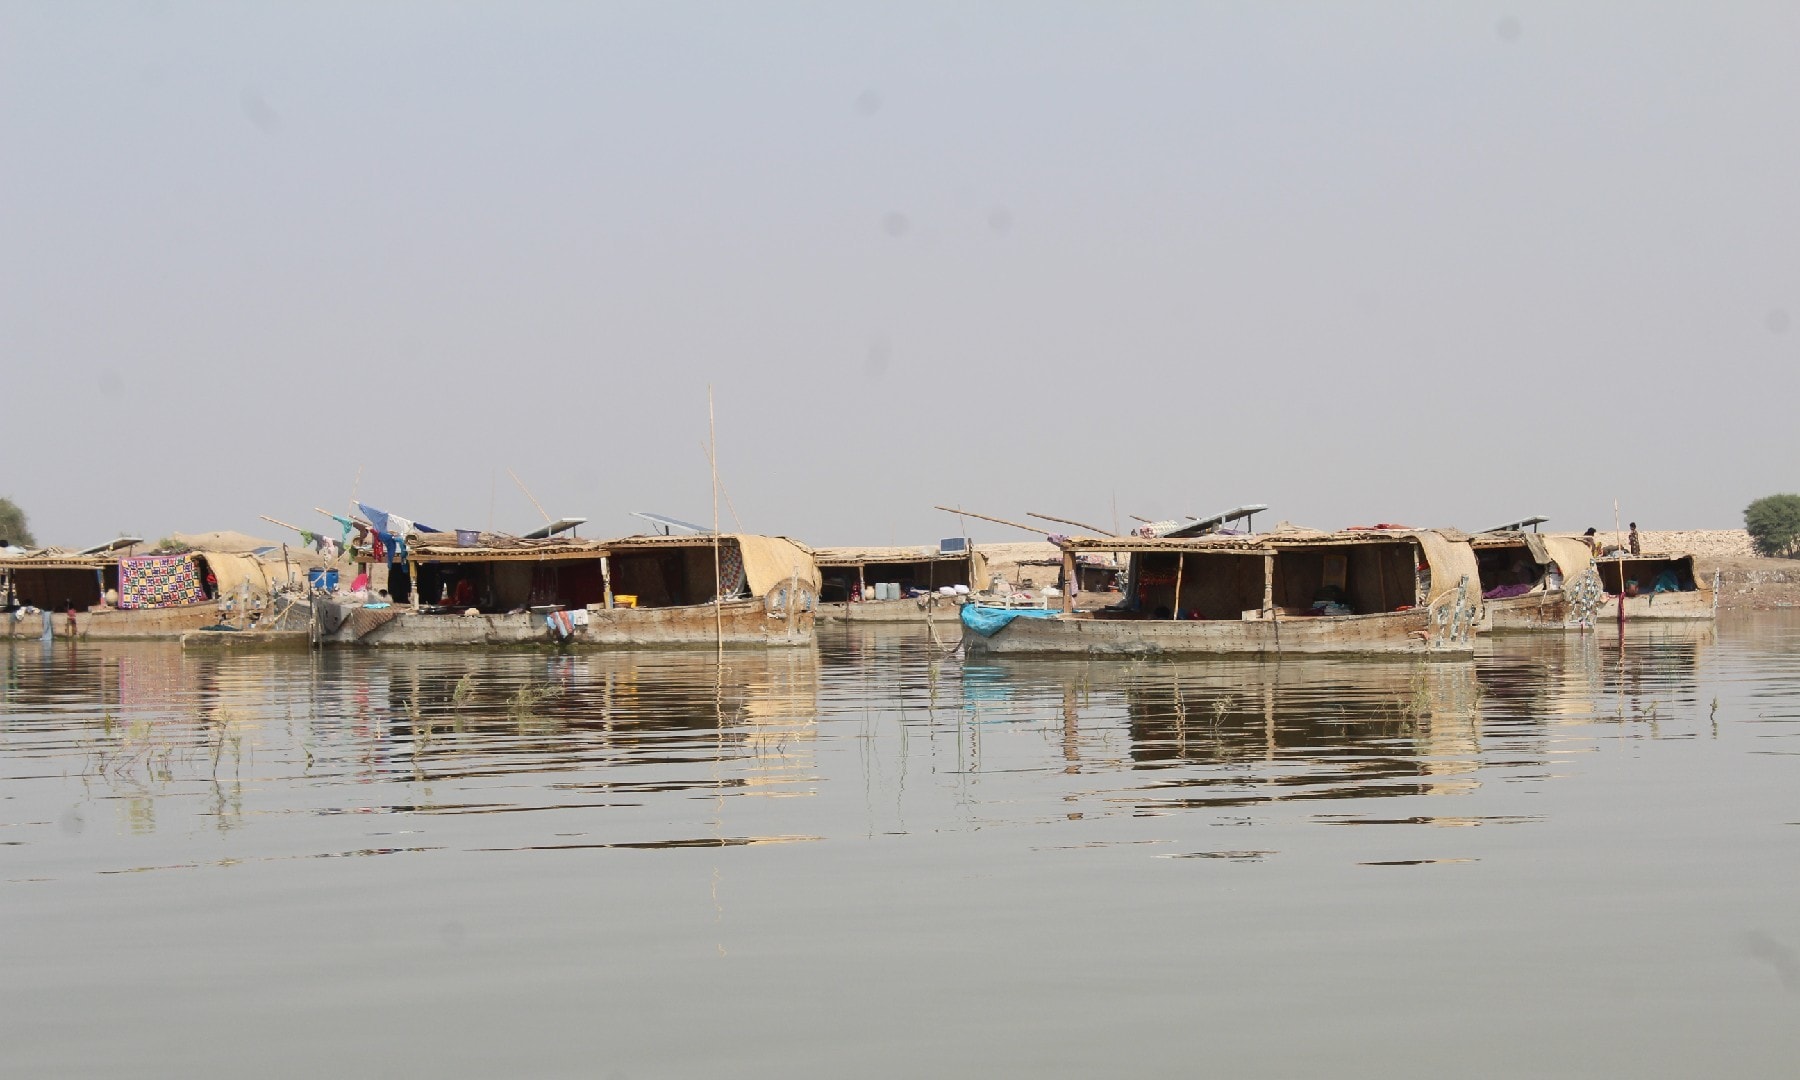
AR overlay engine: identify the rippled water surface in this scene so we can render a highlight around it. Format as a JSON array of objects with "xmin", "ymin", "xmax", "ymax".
[{"xmin": 6, "ymin": 615, "xmax": 1800, "ymax": 1078}]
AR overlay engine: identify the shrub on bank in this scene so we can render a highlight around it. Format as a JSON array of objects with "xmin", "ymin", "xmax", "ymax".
[
  {"xmin": 0, "ymin": 497, "xmax": 33, "ymax": 548},
  {"xmin": 1745, "ymin": 494, "xmax": 1800, "ymax": 558}
]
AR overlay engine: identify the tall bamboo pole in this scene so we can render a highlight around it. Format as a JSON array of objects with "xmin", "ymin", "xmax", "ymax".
[
  {"xmin": 710, "ymin": 387, "xmax": 723, "ymax": 661},
  {"xmin": 1027, "ymin": 512, "xmax": 1118, "ymax": 536},
  {"xmin": 1614, "ymin": 497, "xmax": 1625, "ymax": 631},
  {"xmin": 932, "ymin": 506, "xmax": 1044, "ymax": 536},
  {"xmin": 1060, "ymin": 548, "xmax": 1076, "ymax": 614},
  {"xmin": 508, "ymin": 467, "xmax": 553, "ymax": 524}
]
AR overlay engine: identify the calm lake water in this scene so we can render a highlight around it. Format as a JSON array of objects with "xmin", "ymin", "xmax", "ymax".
[{"xmin": 5, "ymin": 615, "xmax": 1800, "ymax": 1078}]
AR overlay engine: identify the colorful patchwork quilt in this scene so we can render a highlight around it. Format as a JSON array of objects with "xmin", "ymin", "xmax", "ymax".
[
  {"xmin": 117, "ymin": 556, "xmax": 207, "ymax": 609},
  {"xmin": 718, "ymin": 541, "xmax": 746, "ymax": 598}
]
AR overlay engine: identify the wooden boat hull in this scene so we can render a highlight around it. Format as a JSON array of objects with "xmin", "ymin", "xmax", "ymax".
[
  {"xmin": 181, "ymin": 629, "xmax": 312, "ymax": 650},
  {"xmin": 1485, "ymin": 591, "xmax": 1578, "ymax": 631},
  {"xmin": 323, "ymin": 598, "xmax": 813, "ymax": 648},
  {"xmin": 963, "ymin": 607, "xmax": 1473, "ymax": 658},
  {"xmin": 1, "ymin": 604, "xmax": 227, "ymax": 641},
  {"xmin": 1476, "ymin": 568, "xmax": 1713, "ymax": 630},
  {"xmin": 1604, "ymin": 589, "xmax": 1716, "ymax": 621},
  {"xmin": 816, "ymin": 597, "xmax": 964, "ymax": 624}
]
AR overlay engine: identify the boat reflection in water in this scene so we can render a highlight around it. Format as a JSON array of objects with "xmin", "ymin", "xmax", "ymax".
[
  {"xmin": 0, "ymin": 641, "xmax": 824, "ymax": 852},
  {"xmin": 1475, "ymin": 619, "xmax": 1712, "ymax": 735},
  {"xmin": 962, "ymin": 657, "xmax": 1487, "ymax": 811}
]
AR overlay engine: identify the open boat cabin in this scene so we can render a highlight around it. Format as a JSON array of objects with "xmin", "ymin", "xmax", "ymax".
[
  {"xmin": 813, "ymin": 546, "xmax": 987, "ymax": 603},
  {"xmin": 961, "ymin": 528, "xmax": 1484, "ymax": 656}
]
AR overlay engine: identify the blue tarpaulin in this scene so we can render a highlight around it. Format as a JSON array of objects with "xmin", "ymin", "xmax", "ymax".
[{"xmin": 960, "ymin": 604, "xmax": 1063, "ymax": 637}]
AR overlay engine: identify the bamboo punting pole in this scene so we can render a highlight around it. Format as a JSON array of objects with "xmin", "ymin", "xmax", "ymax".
[
  {"xmin": 259, "ymin": 514, "xmax": 306, "ymax": 535},
  {"xmin": 933, "ymin": 506, "xmax": 1045, "ymax": 536},
  {"xmin": 508, "ymin": 467, "xmax": 553, "ymax": 524},
  {"xmin": 315, "ymin": 507, "xmax": 372, "ymax": 528},
  {"xmin": 1061, "ymin": 548, "xmax": 1077, "ymax": 614},
  {"xmin": 1613, "ymin": 497, "xmax": 1626, "ymax": 631},
  {"xmin": 709, "ymin": 386, "xmax": 723, "ymax": 661},
  {"xmin": 1027, "ymin": 512, "xmax": 1118, "ymax": 536}
]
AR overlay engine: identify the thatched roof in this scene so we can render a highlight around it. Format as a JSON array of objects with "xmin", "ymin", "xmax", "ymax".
[
  {"xmin": 408, "ymin": 531, "xmax": 606, "ymax": 563},
  {"xmin": 0, "ymin": 549, "xmax": 118, "ymax": 570},
  {"xmin": 813, "ymin": 545, "xmax": 972, "ymax": 567},
  {"xmin": 1063, "ymin": 527, "xmax": 1471, "ymax": 555}
]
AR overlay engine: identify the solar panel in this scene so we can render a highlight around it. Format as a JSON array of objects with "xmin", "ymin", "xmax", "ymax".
[
  {"xmin": 1188, "ymin": 504, "xmax": 1269, "ymax": 529},
  {"xmin": 1480, "ymin": 515, "xmax": 1549, "ymax": 533},
  {"xmin": 1155, "ymin": 504, "xmax": 1269, "ymax": 538},
  {"xmin": 78, "ymin": 537, "xmax": 145, "ymax": 555},
  {"xmin": 631, "ymin": 512, "xmax": 713, "ymax": 535},
  {"xmin": 522, "ymin": 517, "xmax": 587, "ymax": 539}
]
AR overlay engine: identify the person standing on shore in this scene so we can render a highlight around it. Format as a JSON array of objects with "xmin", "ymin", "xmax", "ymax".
[
  {"xmin": 1629, "ymin": 523, "xmax": 1641, "ymax": 555},
  {"xmin": 1584, "ymin": 527, "xmax": 1600, "ymax": 556}
]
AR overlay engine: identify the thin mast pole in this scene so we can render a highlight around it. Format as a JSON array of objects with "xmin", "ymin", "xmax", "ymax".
[
  {"xmin": 1027, "ymin": 511, "xmax": 1118, "ymax": 536},
  {"xmin": 710, "ymin": 386, "xmax": 723, "ymax": 661},
  {"xmin": 932, "ymin": 505, "xmax": 1043, "ymax": 536}
]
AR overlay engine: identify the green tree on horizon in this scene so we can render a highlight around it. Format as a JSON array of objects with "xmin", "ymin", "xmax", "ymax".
[
  {"xmin": 0, "ymin": 497, "xmax": 34, "ymax": 547},
  {"xmin": 1744, "ymin": 494, "xmax": 1800, "ymax": 558}
]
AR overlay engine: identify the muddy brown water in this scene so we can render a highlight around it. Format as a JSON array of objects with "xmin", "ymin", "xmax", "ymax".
[{"xmin": 5, "ymin": 615, "xmax": 1800, "ymax": 1078}]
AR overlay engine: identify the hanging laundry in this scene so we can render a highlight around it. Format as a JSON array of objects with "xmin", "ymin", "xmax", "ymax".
[
  {"xmin": 370, "ymin": 532, "xmax": 387, "ymax": 562},
  {"xmin": 389, "ymin": 514, "xmax": 415, "ymax": 538},
  {"xmin": 300, "ymin": 530, "xmax": 316, "ymax": 547},
  {"xmin": 331, "ymin": 514, "xmax": 354, "ymax": 546},
  {"xmin": 357, "ymin": 503, "xmax": 391, "ymax": 535}
]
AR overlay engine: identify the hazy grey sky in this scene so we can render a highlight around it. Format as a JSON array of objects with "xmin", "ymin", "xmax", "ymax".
[{"xmin": 4, "ymin": 2, "xmax": 1795, "ymax": 548}]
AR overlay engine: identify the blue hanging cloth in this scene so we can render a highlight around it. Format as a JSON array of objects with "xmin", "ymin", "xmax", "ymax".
[
  {"xmin": 959, "ymin": 605, "xmax": 1063, "ymax": 637},
  {"xmin": 357, "ymin": 503, "xmax": 391, "ymax": 535}
]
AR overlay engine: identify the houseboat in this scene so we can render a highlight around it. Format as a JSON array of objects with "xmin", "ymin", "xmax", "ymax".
[
  {"xmin": 814, "ymin": 544, "xmax": 987, "ymax": 623},
  {"xmin": 1591, "ymin": 550, "xmax": 1718, "ymax": 621},
  {"xmin": 2, "ymin": 543, "xmax": 291, "ymax": 640},
  {"xmin": 961, "ymin": 528, "xmax": 1483, "ymax": 657},
  {"xmin": 319, "ymin": 530, "xmax": 819, "ymax": 647},
  {"xmin": 1470, "ymin": 528, "xmax": 1602, "ymax": 630}
]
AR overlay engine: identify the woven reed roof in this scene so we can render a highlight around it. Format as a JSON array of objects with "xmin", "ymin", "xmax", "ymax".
[
  {"xmin": 0, "ymin": 551, "xmax": 119, "ymax": 570},
  {"xmin": 1060, "ymin": 529, "xmax": 1463, "ymax": 555},
  {"xmin": 812, "ymin": 546, "xmax": 970, "ymax": 567},
  {"xmin": 408, "ymin": 531, "xmax": 606, "ymax": 563}
]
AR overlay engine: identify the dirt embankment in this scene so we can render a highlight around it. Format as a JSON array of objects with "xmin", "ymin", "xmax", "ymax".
[{"xmin": 1636, "ymin": 530, "xmax": 1800, "ymax": 611}]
